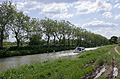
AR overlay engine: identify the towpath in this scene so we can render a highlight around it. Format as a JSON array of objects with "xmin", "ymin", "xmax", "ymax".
[{"xmin": 114, "ymin": 46, "xmax": 120, "ymax": 55}]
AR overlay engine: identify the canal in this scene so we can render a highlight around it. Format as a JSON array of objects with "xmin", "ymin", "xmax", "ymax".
[{"xmin": 0, "ymin": 47, "xmax": 99, "ymax": 72}]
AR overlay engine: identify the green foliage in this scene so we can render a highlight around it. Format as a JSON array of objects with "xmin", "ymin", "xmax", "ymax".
[
  {"xmin": 94, "ymin": 56, "xmax": 106, "ymax": 66},
  {"xmin": 0, "ymin": 1, "xmax": 109, "ymax": 58},
  {"xmin": 10, "ymin": 11, "xmax": 30, "ymax": 47},
  {"xmin": 39, "ymin": 18, "xmax": 109, "ymax": 47},
  {"xmin": 109, "ymin": 36, "xmax": 118, "ymax": 44},
  {"xmin": 0, "ymin": 58, "xmax": 93, "ymax": 79},
  {"xmin": 98, "ymin": 76, "xmax": 107, "ymax": 79},
  {"xmin": 0, "ymin": 45, "xmax": 116, "ymax": 79},
  {"xmin": 0, "ymin": 1, "xmax": 16, "ymax": 48},
  {"xmin": 29, "ymin": 34, "xmax": 43, "ymax": 45},
  {"xmin": 0, "ymin": 45, "xmax": 76, "ymax": 57}
]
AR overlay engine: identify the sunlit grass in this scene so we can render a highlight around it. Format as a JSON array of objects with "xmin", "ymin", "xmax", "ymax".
[{"xmin": 0, "ymin": 45, "xmax": 120, "ymax": 79}]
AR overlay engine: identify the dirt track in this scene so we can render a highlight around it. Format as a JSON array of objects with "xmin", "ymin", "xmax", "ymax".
[
  {"xmin": 83, "ymin": 46, "xmax": 120, "ymax": 79},
  {"xmin": 114, "ymin": 46, "xmax": 120, "ymax": 55}
]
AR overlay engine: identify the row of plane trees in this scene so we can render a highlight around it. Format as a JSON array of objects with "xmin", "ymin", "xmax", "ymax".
[{"xmin": 0, "ymin": 1, "xmax": 109, "ymax": 48}]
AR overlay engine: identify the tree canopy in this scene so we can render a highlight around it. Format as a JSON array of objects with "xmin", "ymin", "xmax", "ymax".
[{"xmin": 0, "ymin": 1, "xmax": 109, "ymax": 48}]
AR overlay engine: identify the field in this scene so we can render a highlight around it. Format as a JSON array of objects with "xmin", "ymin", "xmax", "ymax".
[{"xmin": 0, "ymin": 45, "xmax": 120, "ymax": 79}]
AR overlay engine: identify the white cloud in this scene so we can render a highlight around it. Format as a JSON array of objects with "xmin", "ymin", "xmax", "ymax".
[
  {"xmin": 82, "ymin": 20, "xmax": 119, "ymax": 38},
  {"xmin": 53, "ymin": 13, "xmax": 73, "ymax": 19},
  {"xmin": 82, "ymin": 21, "xmax": 117, "ymax": 28},
  {"xmin": 114, "ymin": 3, "xmax": 120, "ymax": 8},
  {"xmin": 74, "ymin": 0, "xmax": 112, "ymax": 14},
  {"xmin": 45, "ymin": 13, "xmax": 73, "ymax": 19},
  {"xmin": 93, "ymin": 18, "xmax": 98, "ymax": 20},
  {"xmin": 96, "ymin": 0, "xmax": 112, "ymax": 11},
  {"xmin": 16, "ymin": 0, "xmax": 113, "ymax": 18},
  {"xmin": 16, "ymin": 1, "xmax": 73, "ymax": 18},
  {"xmin": 74, "ymin": 23, "xmax": 81, "ymax": 27},
  {"xmin": 39, "ymin": 2, "xmax": 73, "ymax": 18},
  {"xmin": 41, "ymin": 3, "xmax": 71, "ymax": 14},
  {"xmin": 74, "ymin": 1, "xmax": 97, "ymax": 14},
  {"xmin": 23, "ymin": 11, "xmax": 30, "ymax": 14},
  {"xmin": 114, "ymin": 14, "xmax": 120, "ymax": 20},
  {"xmin": 115, "ymin": 0, "xmax": 119, "ymax": 3},
  {"xmin": 17, "ymin": 1, "xmax": 43, "ymax": 11},
  {"xmin": 91, "ymin": 27, "xmax": 120, "ymax": 39},
  {"xmin": 102, "ymin": 12, "xmax": 112, "ymax": 18}
]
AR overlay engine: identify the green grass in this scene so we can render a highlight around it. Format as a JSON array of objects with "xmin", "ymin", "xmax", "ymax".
[{"xmin": 0, "ymin": 45, "xmax": 119, "ymax": 79}]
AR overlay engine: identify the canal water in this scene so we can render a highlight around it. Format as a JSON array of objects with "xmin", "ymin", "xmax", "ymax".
[{"xmin": 0, "ymin": 47, "xmax": 99, "ymax": 72}]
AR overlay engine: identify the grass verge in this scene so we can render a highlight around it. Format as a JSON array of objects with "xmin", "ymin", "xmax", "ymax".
[{"xmin": 0, "ymin": 45, "xmax": 119, "ymax": 79}]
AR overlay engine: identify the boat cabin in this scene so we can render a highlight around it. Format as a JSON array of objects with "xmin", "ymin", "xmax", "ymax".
[{"xmin": 73, "ymin": 47, "xmax": 85, "ymax": 53}]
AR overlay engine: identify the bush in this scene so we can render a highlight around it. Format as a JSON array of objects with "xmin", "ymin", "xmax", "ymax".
[
  {"xmin": 29, "ymin": 34, "xmax": 44, "ymax": 45},
  {"xmin": 0, "ymin": 45, "xmax": 76, "ymax": 58}
]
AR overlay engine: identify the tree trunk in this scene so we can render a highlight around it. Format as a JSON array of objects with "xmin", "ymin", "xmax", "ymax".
[
  {"xmin": 59, "ymin": 39, "xmax": 61, "ymax": 44},
  {"xmin": 55, "ymin": 33, "xmax": 62, "ymax": 45},
  {"xmin": 77, "ymin": 39, "xmax": 79, "ymax": 46},
  {"xmin": 53, "ymin": 35, "xmax": 56, "ymax": 46},
  {"xmin": 47, "ymin": 35, "xmax": 50, "ymax": 46},
  {"xmin": 72, "ymin": 39, "xmax": 74, "ymax": 45},
  {"xmin": 68, "ymin": 38, "xmax": 70, "ymax": 46},
  {"xmin": 17, "ymin": 38, "xmax": 20, "ymax": 47},
  {"xmin": 0, "ymin": 30, "xmax": 3, "ymax": 48},
  {"xmin": 15, "ymin": 32, "xmax": 20, "ymax": 47},
  {"xmin": 63, "ymin": 35, "xmax": 65, "ymax": 46}
]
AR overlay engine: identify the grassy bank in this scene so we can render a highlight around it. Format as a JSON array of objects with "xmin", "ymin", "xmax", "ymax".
[
  {"xmin": 0, "ymin": 45, "xmax": 76, "ymax": 58},
  {"xmin": 0, "ymin": 45, "xmax": 120, "ymax": 79}
]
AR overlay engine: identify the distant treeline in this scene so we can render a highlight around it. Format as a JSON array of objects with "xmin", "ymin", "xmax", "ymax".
[{"xmin": 0, "ymin": 1, "xmax": 109, "ymax": 49}]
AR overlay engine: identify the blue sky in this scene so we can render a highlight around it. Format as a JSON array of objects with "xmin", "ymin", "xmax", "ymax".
[{"xmin": 1, "ymin": 0, "xmax": 120, "ymax": 39}]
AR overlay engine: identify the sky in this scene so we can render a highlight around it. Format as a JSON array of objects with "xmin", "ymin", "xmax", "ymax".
[{"xmin": 1, "ymin": 0, "xmax": 120, "ymax": 40}]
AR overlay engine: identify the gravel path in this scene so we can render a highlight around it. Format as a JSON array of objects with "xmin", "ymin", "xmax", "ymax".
[{"xmin": 114, "ymin": 46, "xmax": 120, "ymax": 55}]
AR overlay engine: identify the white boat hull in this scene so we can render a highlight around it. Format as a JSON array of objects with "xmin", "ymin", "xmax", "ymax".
[{"xmin": 73, "ymin": 47, "xmax": 85, "ymax": 53}]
